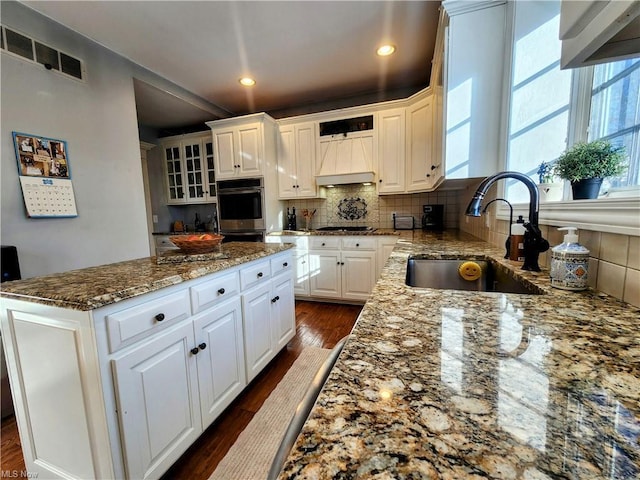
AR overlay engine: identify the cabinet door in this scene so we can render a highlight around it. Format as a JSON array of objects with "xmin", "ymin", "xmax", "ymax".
[
  {"xmin": 341, "ymin": 251, "xmax": 377, "ymax": 301},
  {"xmin": 242, "ymin": 282, "xmax": 275, "ymax": 382},
  {"xmin": 237, "ymin": 123, "xmax": 262, "ymax": 177},
  {"xmin": 277, "ymin": 126, "xmax": 297, "ymax": 198},
  {"xmin": 193, "ymin": 297, "xmax": 246, "ymax": 428},
  {"xmin": 163, "ymin": 143, "xmax": 186, "ymax": 204},
  {"xmin": 293, "ymin": 252, "xmax": 310, "ymax": 296},
  {"xmin": 407, "ymin": 96, "xmax": 438, "ymax": 192},
  {"xmin": 213, "ymin": 129, "xmax": 237, "ymax": 179},
  {"xmin": 112, "ymin": 322, "xmax": 201, "ymax": 480},
  {"xmin": 271, "ymin": 272, "xmax": 296, "ymax": 350},
  {"xmin": 294, "ymin": 122, "xmax": 317, "ymax": 197},
  {"xmin": 378, "ymin": 108, "xmax": 406, "ymax": 194},
  {"xmin": 308, "ymin": 250, "xmax": 341, "ymax": 298},
  {"xmin": 183, "ymin": 140, "xmax": 207, "ymax": 203},
  {"xmin": 377, "ymin": 236, "xmax": 398, "ymax": 279},
  {"xmin": 203, "ymin": 140, "xmax": 216, "ymax": 200}
]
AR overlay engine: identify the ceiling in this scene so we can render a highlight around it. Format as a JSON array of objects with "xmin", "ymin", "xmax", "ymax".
[{"xmin": 22, "ymin": 1, "xmax": 441, "ymax": 131}]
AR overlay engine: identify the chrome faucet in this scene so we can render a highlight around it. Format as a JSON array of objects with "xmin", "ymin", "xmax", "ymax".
[{"xmin": 465, "ymin": 171, "xmax": 549, "ymax": 271}]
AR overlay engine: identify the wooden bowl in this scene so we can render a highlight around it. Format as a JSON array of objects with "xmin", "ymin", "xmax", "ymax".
[{"xmin": 169, "ymin": 234, "xmax": 224, "ymax": 254}]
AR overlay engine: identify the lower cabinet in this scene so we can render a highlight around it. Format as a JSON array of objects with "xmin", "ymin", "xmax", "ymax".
[
  {"xmin": 242, "ymin": 265, "xmax": 295, "ymax": 382},
  {"xmin": 308, "ymin": 249, "xmax": 376, "ymax": 301},
  {"xmin": 0, "ymin": 250, "xmax": 294, "ymax": 480}
]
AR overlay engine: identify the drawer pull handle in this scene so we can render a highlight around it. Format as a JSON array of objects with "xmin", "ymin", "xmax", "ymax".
[
  {"xmin": 199, "ymin": 343, "xmax": 207, "ymax": 350},
  {"xmin": 322, "ymin": 242, "xmax": 326, "ymax": 246},
  {"xmin": 257, "ymin": 272, "xmax": 264, "ymax": 278},
  {"xmin": 283, "ymin": 262, "xmax": 288, "ymax": 267},
  {"xmin": 218, "ymin": 288, "xmax": 225, "ymax": 295},
  {"xmin": 190, "ymin": 347, "xmax": 200, "ymax": 355},
  {"xmin": 155, "ymin": 313, "xmax": 165, "ymax": 322},
  {"xmin": 271, "ymin": 295, "xmax": 280, "ymax": 303},
  {"xmin": 356, "ymin": 243, "xmax": 360, "ymax": 247}
]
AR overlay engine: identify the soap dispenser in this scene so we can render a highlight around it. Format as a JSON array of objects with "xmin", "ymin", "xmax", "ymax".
[
  {"xmin": 509, "ymin": 215, "xmax": 526, "ymax": 262},
  {"xmin": 550, "ymin": 227, "xmax": 590, "ymax": 291}
]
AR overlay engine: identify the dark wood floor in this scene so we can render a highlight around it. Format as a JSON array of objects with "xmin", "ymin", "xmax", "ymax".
[{"xmin": 0, "ymin": 300, "xmax": 361, "ymax": 479}]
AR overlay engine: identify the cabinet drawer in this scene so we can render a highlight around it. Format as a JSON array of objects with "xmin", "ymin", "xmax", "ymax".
[
  {"xmin": 240, "ymin": 259, "xmax": 271, "ymax": 290},
  {"xmin": 190, "ymin": 270, "xmax": 240, "ymax": 314},
  {"xmin": 271, "ymin": 253, "xmax": 293, "ymax": 277},
  {"xmin": 309, "ymin": 236, "xmax": 341, "ymax": 249},
  {"xmin": 106, "ymin": 290, "xmax": 190, "ymax": 352},
  {"xmin": 341, "ymin": 237, "xmax": 377, "ymax": 251}
]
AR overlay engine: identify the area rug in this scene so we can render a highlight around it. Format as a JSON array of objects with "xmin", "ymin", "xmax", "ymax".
[{"xmin": 209, "ymin": 346, "xmax": 331, "ymax": 480}]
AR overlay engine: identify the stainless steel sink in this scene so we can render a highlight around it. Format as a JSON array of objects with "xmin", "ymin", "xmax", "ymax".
[{"xmin": 405, "ymin": 257, "xmax": 543, "ymax": 294}]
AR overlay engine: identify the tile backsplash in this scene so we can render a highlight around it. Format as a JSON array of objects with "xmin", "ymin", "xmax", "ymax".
[
  {"xmin": 458, "ymin": 186, "xmax": 640, "ymax": 308},
  {"xmin": 284, "ymin": 184, "xmax": 462, "ymax": 230}
]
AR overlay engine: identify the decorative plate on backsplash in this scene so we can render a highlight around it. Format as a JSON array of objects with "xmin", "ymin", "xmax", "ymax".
[{"xmin": 337, "ymin": 197, "xmax": 367, "ymax": 220}]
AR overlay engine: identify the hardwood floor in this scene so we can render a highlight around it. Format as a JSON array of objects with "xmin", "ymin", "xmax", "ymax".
[{"xmin": 0, "ymin": 300, "xmax": 361, "ymax": 479}]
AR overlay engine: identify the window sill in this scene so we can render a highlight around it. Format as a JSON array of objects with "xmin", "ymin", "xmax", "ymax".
[{"xmin": 497, "ymin": 197, "xmax": 640, "ymax": 236}]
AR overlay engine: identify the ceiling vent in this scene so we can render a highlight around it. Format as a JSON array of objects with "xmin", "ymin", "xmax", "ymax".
[{"xmin": 1, "ymin": 25, "xmax": 84, "ymax": 80}]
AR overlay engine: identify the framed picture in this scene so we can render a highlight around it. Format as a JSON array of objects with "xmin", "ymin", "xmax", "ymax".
[{"xmin": 12, "ymin": 131, "xmax": 71, "ymax": 178}]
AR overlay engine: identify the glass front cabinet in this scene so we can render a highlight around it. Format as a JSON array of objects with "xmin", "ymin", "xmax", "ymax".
[{"xmin": 162, "ymin": 132, "xmax": 216, "ymax": 204}]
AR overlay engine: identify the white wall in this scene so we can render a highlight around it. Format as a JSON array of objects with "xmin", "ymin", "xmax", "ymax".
[{"xmin": 1, "ymin": 2, "xmax": 150, "ymax": 278}]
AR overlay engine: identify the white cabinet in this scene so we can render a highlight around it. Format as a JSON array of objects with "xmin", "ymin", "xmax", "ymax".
[
  {"xmin": 241, "ymin": 254, "xmax": 295, "ymax": 382},
  {"xmin": 406, "ymin": 96, "xmax": 442, "ymax": 192},
  {"xmin": 377, "ymin": 108, "xmax": 406, "ymax": 194},
  {"xmin": 161, "ymin": 133, "xmax": 216, "ymax": 204},
  {"xmin": 308, "ymin": 236, "xmax": 376, "ymax": 302},
  {"xmin": 377, "ymin": 236, "xmax": 399, "ymax": 279},
  {"xmin": 0, "ymin": 250, "xmax": 295, "ymax": 480},
  {"xmin": 278, "ymin": 122, "xmax": 318, "ymax": 198},
  {"xmin": 266, "ymin": 235, "xmax": 310, "ymax": 296},
  {"xmin": 208, "ymin": 113, "xmax": 277, "ymax": 180},
  {"xmin": 112, "ymin": 322, "xmax": 202, "ymax": 480}
]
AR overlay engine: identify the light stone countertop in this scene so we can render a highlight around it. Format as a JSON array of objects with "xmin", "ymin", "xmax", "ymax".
[
  {"xmin": 0, "ymin": 242, "xmax": 293, "ymax": 310},
  {"xmin": 279, "ymin": 230, "xmax": 640, "ymax": 479}
]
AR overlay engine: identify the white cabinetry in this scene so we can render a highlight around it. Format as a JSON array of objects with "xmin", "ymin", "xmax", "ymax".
[
  {"xmin": 377, "ymin": 236, "xmax": 398, "ymax": 279},
  {"xmin": 443, "ymin": 1, "xmax": 505, "ymax": 180},
  {"xmin": 241, "ymin": 255, "xmax": 295, "ymax": 382},
  {"xmin": 0, "ymin": 250, "xmax": 294, "ymax": 480},
  {"xmin": 316, "ymin": 131, "xmax": 376, "ymax": 185},
  {"xmin": 277, "ymin": 122, "xmax": 318, "ymax": 198},
  {"xmin": 406, "ymin": 96, "xmax": 442, "ymax": 192},
  {"xmin": 161, "ymin": 133, "xmax": 216, "ymax": 204},
  {"xmin": 377, "ymin": 108, "xmax": 406, "ymax": 194},
  {"xmin": 308, "ymin": 236, "xmax": 377, "ymax": 302},
  {"xmin": 208, "ymin": 113, "xmax": 277, "ymax": 180},
  {"xmin": 266, "ymin": 236, "xmax": 310, "ymax": 296}
]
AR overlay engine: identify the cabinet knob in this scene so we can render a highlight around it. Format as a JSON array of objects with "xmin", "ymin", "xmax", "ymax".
[
  {"xmin": 283, "ymin": 262, "xmax": 288, "ymax": 267},
  {"xmin": 379, "ymin": 179, "xmax": 382, "ymax": 183},
  {"xmin": 341, "ymin": 262, "xmax": 345, "ymax": 265},
  {"xmin": 217, "ymin": 287, "xmax": 225, "ymax": 295},
  {"xmin": 271, "ymin": 295, "xmax": 280, "ymax": 303},
  {"xmin": 431, "ymin": 165, "xmax": 437, "ymax": 170},
  {"xmin": 257, "ymin": 272, "xmax": 263, "ymax": 278},
  {"xmin": 199, "ymin": 343, "xmax": 207, "ymax": 350},
  {"xmin": 190, "ymin": 347, "xmax": 200, "ymax": 355},
  {"xmin": 356, "ymin": 243, "xmax": 360, "ymax": 247},
  {"xmin": 426, "ymin": 174, "xmax": 431, "ymax": 177},
  {"xmin": 155, "ymin": 313, "xmax": 165, "ymax": 322},
  {"xmin": 322, "ymin": 242, "xmax": 326, "ymax": 246}
]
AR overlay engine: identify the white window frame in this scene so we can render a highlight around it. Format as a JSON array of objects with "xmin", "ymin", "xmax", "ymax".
[{"xmin": 496, "ymin": 1, "xmax": 640, "ymax": 237}]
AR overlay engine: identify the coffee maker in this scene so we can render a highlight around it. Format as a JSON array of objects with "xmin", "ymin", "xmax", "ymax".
[{"xmin": 422, "ymin": 204, "xmax": 444, "ymax": 230}]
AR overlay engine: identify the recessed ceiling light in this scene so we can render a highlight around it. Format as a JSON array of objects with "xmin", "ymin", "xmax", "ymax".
[
  {"xmin": 376, "ymin": 45, "xmax": 396, "ymax": 56},
  {"xmin": 239, "ymin": 77, "xmax": 256, "ymax": 87}
]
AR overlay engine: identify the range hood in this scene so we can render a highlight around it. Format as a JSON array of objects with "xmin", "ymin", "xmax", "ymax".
[{"xmin": 316, "ymin": 131, "xmax": 376, "ymax": 186}]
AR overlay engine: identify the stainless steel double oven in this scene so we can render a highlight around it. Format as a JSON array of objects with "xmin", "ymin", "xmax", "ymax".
[{"xmin": 216, "ymin": 177, "xmax": 265, "ymax": 242}]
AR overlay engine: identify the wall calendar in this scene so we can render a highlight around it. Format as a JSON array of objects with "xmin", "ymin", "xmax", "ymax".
[{"xmin": 12, "ymin": 131, "xmax": 78, "ymax": 218}]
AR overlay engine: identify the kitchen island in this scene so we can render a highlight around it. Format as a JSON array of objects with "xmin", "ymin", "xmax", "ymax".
[
  {"xmin": 0, "ymin": 242, "xmax": 295, "ymax": 480},
  {"xmin": 278, "ymin": 230, "xmax": 639, "ymax": 479}
]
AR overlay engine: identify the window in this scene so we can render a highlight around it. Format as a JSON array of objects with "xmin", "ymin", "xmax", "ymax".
[{"xmin": 503, "ymin": 1, "xmax": 639, "ymax": 235}]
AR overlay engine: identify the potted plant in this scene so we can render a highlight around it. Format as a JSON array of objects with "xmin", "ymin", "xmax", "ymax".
[
  {"xmin": 536, "ymin": 161, "xmax": 563, "ymax": 202},
  {"xmin": 554, "ymin": 140, "xmax": 627, "ymax": 200}
]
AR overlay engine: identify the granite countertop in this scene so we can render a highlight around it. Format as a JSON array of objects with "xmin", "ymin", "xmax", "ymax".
[
  {"xmin": 269, "ymin": 228, "xmax": 401, "ymax": 236},
  {"xmin": 279, "ymin": 230, "xmax": 640, "ymax": 479},
  {"xmin": 0, "ymin": 242, "xmax": 293, "ymax": 311}
]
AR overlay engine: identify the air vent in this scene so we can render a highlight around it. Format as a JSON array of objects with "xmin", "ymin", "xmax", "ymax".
[
  {"xmin": 1, "ymin": 25, "xmax": 84, "ymax": 81},
  {"xmin": 319, "ymin": 115, "xmax": 374, "ymax": 136}
]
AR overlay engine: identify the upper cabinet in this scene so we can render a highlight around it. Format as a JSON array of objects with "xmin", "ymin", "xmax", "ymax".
[
  {"xmin": 377, "ymin": 108, "xmax": 406, "ymax": 194},
  {"xmin": 442, "ymin": 0, "xmax": 505, "ymax": 180},
  {"xmin": 161, "ymin": 132, "xmax": 216, "ymax": 205},
  {"xmin": 207, "ymin": 113, "xmax": 277, "ymax": 180},
  {"xmin": 277, "ymin": 122, "xmax": 318, "ymax": 199},
  {"xmin": 406, "ymin": 96, "xmax": 442, "ymax": 192},
  {"xmin": 559, "ymin": 0, "xmax": 640, "ymax": 69}
]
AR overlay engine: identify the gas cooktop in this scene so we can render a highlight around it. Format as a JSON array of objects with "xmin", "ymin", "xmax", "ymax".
[{"xmin": 315, "ymin": 226, "xmax": 376, "ymax": 232}]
